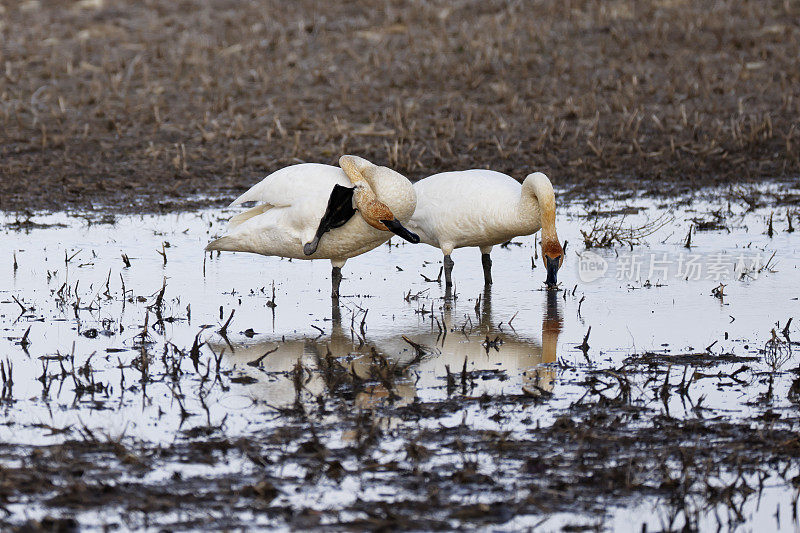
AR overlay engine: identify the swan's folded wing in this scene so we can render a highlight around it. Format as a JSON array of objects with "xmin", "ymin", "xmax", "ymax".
[
  {"xmin": 229, "ymin": 163, "xmax": 351, "ymax": 207},
  {"xmin": 207, "ymin": 206, "xmax": 298, "ymax": 254},
  {"xmin": 226, "ymin": 163, "xmax": 354, "ymax": 231}
]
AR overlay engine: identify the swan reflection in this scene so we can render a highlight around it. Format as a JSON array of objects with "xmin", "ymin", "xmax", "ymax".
[{"xmin": 219, "ymin": 289, "xmax": 562, "ymax": 407}]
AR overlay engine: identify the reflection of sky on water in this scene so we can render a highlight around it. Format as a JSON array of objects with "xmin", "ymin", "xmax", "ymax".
[
  {"xmin": 0, "ymin": 189, "xmax": 797, "ymax": 444},
  {"xmin": 0, "ymin": 186, "xmax": 799, "ymax": 531}
]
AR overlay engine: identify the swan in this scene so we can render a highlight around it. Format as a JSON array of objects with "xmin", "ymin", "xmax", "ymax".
[
  {"xmin": 405, "ymin": 170, "xmax": 564, "ymax": 288},
  {"xmin": 205, "ymin": 155, "xmax": 420, "ymax": 298}
]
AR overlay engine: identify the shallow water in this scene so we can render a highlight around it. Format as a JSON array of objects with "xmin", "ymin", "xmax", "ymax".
[{"xmin": 1, "ymin": 185, "xmax": 799, "ymax": 530}]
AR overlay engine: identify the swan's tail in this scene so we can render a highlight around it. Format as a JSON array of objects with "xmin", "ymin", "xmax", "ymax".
[{"xmin": 205, "ymin": 235, "xmax": 240, "ymax": 252}]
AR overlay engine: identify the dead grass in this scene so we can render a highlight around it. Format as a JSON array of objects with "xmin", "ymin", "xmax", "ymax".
[
  {"xmin": 1, "ymin": 0, "xmax": 799, "ymax": 212},
  {"xmin": 581, "ymin": 212, "xmax": 672, "ymax": 248}
]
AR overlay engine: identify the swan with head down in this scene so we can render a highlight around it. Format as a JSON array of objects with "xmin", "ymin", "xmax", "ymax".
[{"xmin": 405, "ymin": 170, "xmax": 564, "ymax": 289}]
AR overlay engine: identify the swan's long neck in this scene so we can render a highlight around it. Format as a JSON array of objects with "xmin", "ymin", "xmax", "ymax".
[
  {"xmin": 339, "ymin": 155, "xmax": 372, "ymax": 194},
  {"xmin": 339, "ymin": 155, "xmax": 384, "ymax": 229},
  {"xmin": 522, "ymin": 172, "xmax": 559, "ymax": 243}
]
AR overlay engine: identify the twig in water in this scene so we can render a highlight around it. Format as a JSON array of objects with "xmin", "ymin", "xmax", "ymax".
[
  {"xmin": 219, "ymin": 309, "xmax": 235, "ymax": 338},
  {"xmin": 20, "ymin": 326, "xmax": 31, "ymax": 349},
  {"xmin": 577, "ymin": 326, "xmax": 591, "ymax": 361},
  {"xmin": 11, "ymin": 295, "xmax": 26, "ymax": 315},
  {"xmin": 189, "ymin": 331, "xmax": 205, "ymax": 372},
  {"xmin": 711, "ymin": 283, "xmax": 726, "ymax": 299},
  {"xmin": 461, "ymin": 357, "xmax": 468, "ymax": 394},
  {"xmin": 445, "ymin": 364, "xmax": 455, "ymax": 395},
  {"xmin": 765, "ymin": 329, "xmax": 791, "ymax": 372},
  {"xmin": 402, "ymin": 335, "xmax": 436, "ymax": 363},
  {"xmin": 157, "ymin": 242, "xmax": 168, "ymax": 265},
  {"xmin": 420, "ymin": 267, "xmax": 443, "ymax": 283},
  {"xmin": 65, "ymin": 249, "xmax": 81, "ymax": 264},
  {"xmin": 508, "ymin": 311, "xmax": 518, "ymax": 330},
  {"xmin": 360, "ymin": 310, "xmax": 368, "ymax": 337},
  {"xmin": 247, "ymin": 346, "xmax": 279, "ymax": 367}
]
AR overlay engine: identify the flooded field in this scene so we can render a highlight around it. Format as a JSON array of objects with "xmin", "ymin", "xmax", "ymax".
[{"xmin": 1, "ymin": 184, "xmax": 799, "ymax": 531}]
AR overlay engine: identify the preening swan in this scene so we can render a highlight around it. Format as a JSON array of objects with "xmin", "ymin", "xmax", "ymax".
[
  {"xmin": 206, "ymin": 155, "xmax": 419, "ymax": 298},
  {"xmin": 405, "ymin": 170, "xmax": 564, "ymax": 288}
]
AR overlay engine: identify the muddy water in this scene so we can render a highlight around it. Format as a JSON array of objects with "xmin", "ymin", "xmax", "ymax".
[{"xmin": 1, "ymin": 186, "xmax": 799, "ymax": 530}]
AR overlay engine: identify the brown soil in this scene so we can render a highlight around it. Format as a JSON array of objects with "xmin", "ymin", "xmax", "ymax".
[
  {"xmin": 1, "ymin": 0, "xmax": 798, "ymax": 213},
  {"xmin": 5, "ymin": 361, "xmax": 800, "ymax": 531}
]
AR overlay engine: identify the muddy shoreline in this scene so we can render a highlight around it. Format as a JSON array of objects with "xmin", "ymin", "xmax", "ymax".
[{"xmin": 6, "ymin": 393, "xmax": 800, "ymax": 531}]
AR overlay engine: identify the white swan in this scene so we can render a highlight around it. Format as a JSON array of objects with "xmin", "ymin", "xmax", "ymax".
[
  {"xmin": 206, "ymin": 155, "xmax": 419, "ymax": 297},
  {"xmin": 405, "ymin": 170, "xmax": 564, "ymax": 288}
]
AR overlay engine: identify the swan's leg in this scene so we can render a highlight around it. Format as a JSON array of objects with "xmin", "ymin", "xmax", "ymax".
[
  {"xmin": 331, "ymin": 259, "xmax": 347, "ymax": 299},
  {"xmin": 332, "ymin": 267, "xmax": 343, "ymax": 298},
  {"xmin": 480, "ymin": 246, "xmax": 493, "ymax": 285},
  {"xmin": 440, "ymin": 243, "xmax": 455, "ymax": 289},
  {"xmin": 440, "ymin": 243, "xmax": 455, "ymax": 288},
  {"xmin": 443, "ymin": 255, "xmax": 455, "ymax": 287}
]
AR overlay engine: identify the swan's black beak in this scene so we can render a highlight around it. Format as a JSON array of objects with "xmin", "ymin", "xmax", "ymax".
[
  {"xmin": 381, "ymin": 219, "xmax": 420, "ymax": 244},
  {"xmin": 545, "ymin": 255, "xmax": 561, "ymax": 288}
]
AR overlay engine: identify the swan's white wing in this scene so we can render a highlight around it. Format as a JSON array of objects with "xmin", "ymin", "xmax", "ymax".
[
  {"xmin": 225, "ymin": 163, "xmax": 352, "ymax": 231},
  {"xmin": 208, "ymin": 163, "xmax": 360, "ymax": 255},
  {"xmin": 229, "ymin": 163, "xmax": 350, "ymax": 208},
  {"xmin": 227, "ymin": 203, "xmax": 271, "ymax": 228},
  {"xmin": 207, "ymin": 199, "xmax": 317, "ymax": 255}
]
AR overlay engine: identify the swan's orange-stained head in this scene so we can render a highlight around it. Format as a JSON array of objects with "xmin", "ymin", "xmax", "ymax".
[
  {"xmin": 340, "ymin": 155, "xmax": 420, "ymax": 244},
  {"xmin": 355, "ymin": 189, "xmax": 394, "ymax": 231},
  {"xmin": 354, "ymin": 184, "xmax": 421, "ymax": 244},
  {"xmin": 541, "ymin": 238, "xmax": 564, "ymax": 288}
]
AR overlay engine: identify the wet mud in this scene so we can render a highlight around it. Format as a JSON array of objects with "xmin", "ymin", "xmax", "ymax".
[
  {"xmin": 1, "ymin": 0, "xmax": 799, "ymax": 213},
  {"xmin": 1, "ymin": 184, "xmax": 799, "ymax": 530}
]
